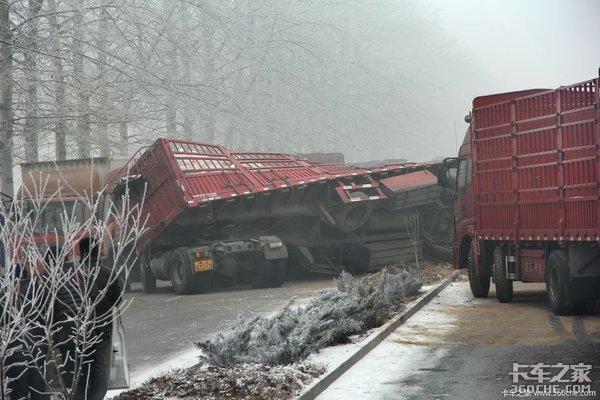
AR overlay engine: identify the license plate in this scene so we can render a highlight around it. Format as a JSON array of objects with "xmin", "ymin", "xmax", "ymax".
[{"xmin": 194, "ymin": 259, "xmax": 214, "ymax": 272}]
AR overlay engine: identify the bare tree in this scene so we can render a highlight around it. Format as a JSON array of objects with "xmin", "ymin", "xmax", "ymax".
[
  {"xmin": 0, "ymin": 0, "xmax": 486, "ymax": 197},
  {"xmin": 0, "ymin": 177, "xmax": 146, "ymax": 399}
]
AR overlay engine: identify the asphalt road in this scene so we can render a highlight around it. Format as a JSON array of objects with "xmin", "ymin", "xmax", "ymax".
[
  {"xmin": 120, "ymin": 275, "xmax": 335, "ymax": 376},
  {"xmin": 318, "ymin": 279, "xmax": 600, "ymax": 400}
]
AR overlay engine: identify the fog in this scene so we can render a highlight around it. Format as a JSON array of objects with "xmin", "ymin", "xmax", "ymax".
[
  {"xmin": 1, "ymin": 0, "xmax": 599, "ymax": 192},
  {"xmin": 416, "ymin": 0, "xmax": 600, "ymax": 160}
]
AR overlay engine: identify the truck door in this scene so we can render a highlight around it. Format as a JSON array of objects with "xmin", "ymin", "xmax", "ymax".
[
  {"xmin": 455, "ymin": 157, "xmax": 474, "ymax": 237},
  {"xmin": 107, "ymin": 309, "xmax": 130, "ymax": 389}
]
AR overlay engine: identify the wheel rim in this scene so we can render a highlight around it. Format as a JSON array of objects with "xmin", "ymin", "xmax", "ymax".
[{"xmin": 549, "ymin": 266, "xmax": 560, "ymax": 303}]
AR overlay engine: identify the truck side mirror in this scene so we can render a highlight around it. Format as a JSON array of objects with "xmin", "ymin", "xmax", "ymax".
[
  {"xmin": 436, "ymin": 165, "xmax": 449, "ymax": 187},
  {"xmin": 438, "ymin": 157, "xmax": 459, "ymax": 193}
]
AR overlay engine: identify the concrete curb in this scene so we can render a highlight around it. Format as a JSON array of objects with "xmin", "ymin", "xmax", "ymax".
[{"xmin": 297, "ymin": 269, "xmax": 462, "ymax": 400}]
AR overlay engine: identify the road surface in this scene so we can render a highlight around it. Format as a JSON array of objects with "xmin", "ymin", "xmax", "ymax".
[
  {"xmin": 317, "ymin": 279, "xmax": 600, "ymax": 400},
  {"xmin": 120, "ymin": 275, "xmax": 335, "ymax": 377}
]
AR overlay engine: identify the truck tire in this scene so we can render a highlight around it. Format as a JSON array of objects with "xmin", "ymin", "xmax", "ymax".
[
  {"xmin": 141, "ymin": 263, "xmax": 156, "ymax": 294},
  {"xmin": 493, "ymin": 245, "xmax": 513, "ymax": 303},
  {"xmin": 192, "ymin": 272, "xmax": 213, "ymax": 294},
  {"xmin": 468, "ymin": 243, "xmax": 490, "ymax": 298},
  {"xmin": 251, "ymin": 259, "xmax": 286, "ymax": 289},
  {"xmin": 271, "ymin": 259, "xmax": 287, "ymax": 288},
  {"xmin": 252, "ymin": 259, "xmax": 274, "ymax": 289},
  {"xmin": 546, "ymin": 250, "xmax": 574, "ymax": 315},
  {"xmin": 170, "ymin": 249, "xmax": 195, "ymax": 295}
]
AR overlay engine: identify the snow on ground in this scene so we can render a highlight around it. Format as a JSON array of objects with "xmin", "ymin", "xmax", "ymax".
[
  {"xmin": 315, "ymin": 281, "xmax": 473, "ymax": 399},
  {"xmin": 304, "ymin": 284, "xmax": 436, "ymax": 373}
]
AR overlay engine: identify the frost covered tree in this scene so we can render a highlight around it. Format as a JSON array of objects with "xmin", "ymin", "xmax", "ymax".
[
  {"xmin": 0, "ymin": 0, "xmax": 485, "ymax": 195},
  {"xmin": 198, "ymin": 268, "xmax": 422, "ymax": 365},
  {"xmin": 0, "ymin": 179, "xmax": 145, "ymax": 399}
]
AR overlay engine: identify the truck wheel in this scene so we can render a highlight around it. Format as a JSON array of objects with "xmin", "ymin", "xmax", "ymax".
[
  {"xmin": 546, "ymin": 250, "xmax": 574, "ymax": 315},
  {"xmin": 493, "ymin": 245, "xmax": 513, "ymax": 303},
  {"xmin": 271, "ymin": 259, "xmax": 287, "ymax": 288},
  {"xmin": 141, "ymin": 263, "xmax": 156, "ymax": 294},
  {"xmin": 252, "ymin": 259, "xmax": 286, "ymax": 288},
  {"xmin": 192, "ymin": 272, "xmax": 213, "ymax": 294},
  {"xmin": 252, "ymin": 259, "xmax": 286, "ymax": 289},
  {"xmin": 468, "ymin": 243, "xmax": 490, "ymax": 298},
  {"xmin": 170, "ymin": 249, "xmax": 195, "ymax": 295},
  {"xmin": 251, "ymin": 260, "xmax": 273, "ymax": 289}
]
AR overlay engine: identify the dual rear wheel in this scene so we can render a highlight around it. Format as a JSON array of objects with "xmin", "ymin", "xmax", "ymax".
[
  {"xmin": 170, "ymin": 249, "xmax": 212, "ymax": 295},
  {"xmin": 467, "ymin": 242, "xmax": 514, "ymax": 302},
  {"xmin": 468, "ymin": 244, "xmax": 597, "ymax": 315}
]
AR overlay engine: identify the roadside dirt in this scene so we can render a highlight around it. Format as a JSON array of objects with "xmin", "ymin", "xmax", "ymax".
[
  {"xmin": 116, "ymin": 363, "xmax": 324, "ymax": 400},
  {"xmin": 371, "ymin": 261, "xmax": 455, "ymax": 286}
]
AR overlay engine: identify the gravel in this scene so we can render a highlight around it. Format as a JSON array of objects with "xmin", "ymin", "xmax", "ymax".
[{"xmin": 115, "ymin": 363, "xmax": 324, "ymax": 400}]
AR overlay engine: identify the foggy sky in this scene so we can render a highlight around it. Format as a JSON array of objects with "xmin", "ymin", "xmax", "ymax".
[{"xmin": 419, "ymin": 0, "xmax": 600, "ymax": 157}]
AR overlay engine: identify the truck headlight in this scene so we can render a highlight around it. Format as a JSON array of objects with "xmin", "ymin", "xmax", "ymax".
[{"xmin": 268, "ymin": 240, "xmax": 283, "ymax": 249}]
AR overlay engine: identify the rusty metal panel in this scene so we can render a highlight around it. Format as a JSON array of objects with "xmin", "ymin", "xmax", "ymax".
[
  {"xmin": 518, "ymin": 248, "xmax": 545, "ymax": 282},
  {"xmin": 379, "ymin": 170, "xmax": 436, "ymax": 192},
  {"xmin": 379, "ymin": 170, "xmax": 440, "ymax": 210}
]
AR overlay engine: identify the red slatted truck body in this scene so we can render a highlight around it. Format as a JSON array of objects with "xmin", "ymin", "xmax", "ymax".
[
  {"xmin": 440, "ymin": 77, "xmax": 600, "ymax": 315},
  {"xmin": 113, "ymin": 138, "xmax": 453, "ymax": 294}
]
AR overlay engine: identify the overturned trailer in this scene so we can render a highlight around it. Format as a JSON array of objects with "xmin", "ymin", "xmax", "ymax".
[
  {"xmin": 278, "ymin": 165, "xmax": 454, "ymax": 273},
  {"xmin": 113, "ymin": 138, "xmax": 452, "ymax": 293}
]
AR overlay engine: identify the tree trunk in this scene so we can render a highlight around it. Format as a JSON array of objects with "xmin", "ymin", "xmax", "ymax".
[
  {"xmin": 166, "ymin": 106, "xmax": 177, "ymax": 136},
  {"xmin": 76, "ymin": 94, "xmax": 90, "ymax": 159},
  {"xmin": 0, "ymin": 0, "xmax": 14, "ymax": 197},
  {"xmin": 119, "ymin": 97, "xmax": 131, "ymax": 157},
  {"xmin": 47, "ymin": 0, "xmax": 67, "ymax": 160},
  {"xmin": 96, "ymin": 2, "xmax": 110, "ymax": 157},
  {"xmin": 119, "ymin": 121, "xmax": 128, "ymax": 157},
  {"xmin": 23, "ymin": 0, "xmax": 43, "ymax": 162},
  {"xmin": 202, "ymin": 17, "xmax": 216, "ymax": 144},
  {"xmin": 73, "ymin": 0, "xmax": 90, "ymax": 158}
]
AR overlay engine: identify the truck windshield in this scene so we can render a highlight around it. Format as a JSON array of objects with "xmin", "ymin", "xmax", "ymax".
[{"xmin": 23, "ymin": 201, "xmax": 85, "ymax": 234}]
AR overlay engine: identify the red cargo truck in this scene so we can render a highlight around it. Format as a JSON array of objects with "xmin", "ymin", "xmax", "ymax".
[
  {"xmin": 17, "ymin": 158, "xmax": 127, "ymax": 264},
  {"xmin": 111, "ymin": 138, "xmax": 452, "ymax": 294},
  {"xmin": 439, "ymin": 76, "xmax": 600, "ymax": 315},
  {"xmin": 109, "ymin": 140, "xmax": 291, "ymax": 294}
]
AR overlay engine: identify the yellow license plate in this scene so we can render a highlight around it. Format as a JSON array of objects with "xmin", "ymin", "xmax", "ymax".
[{"xmin": 194, "ymin": 259, "xmax": 214, "ymax": 272}]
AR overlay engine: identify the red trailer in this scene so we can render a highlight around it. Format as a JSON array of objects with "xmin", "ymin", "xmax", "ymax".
[
  {"xmin": 440, "ymin": 76, "xmax": 600, "ymax": 315},
  {"xmin": 111, "ymin": 138, "xmax": 453, "ymax": 294}
]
